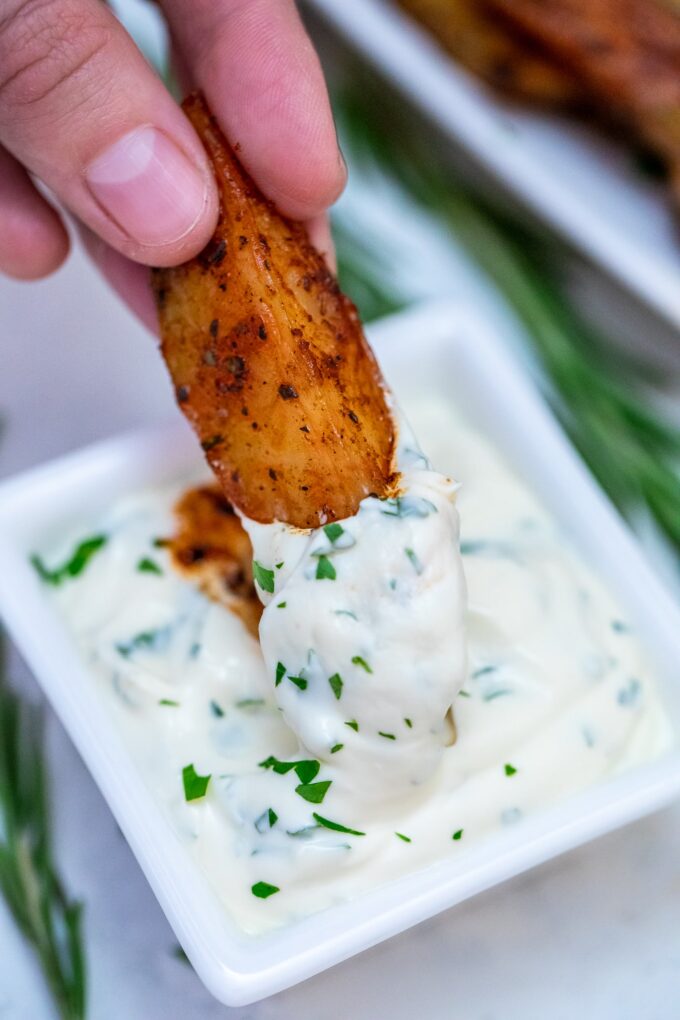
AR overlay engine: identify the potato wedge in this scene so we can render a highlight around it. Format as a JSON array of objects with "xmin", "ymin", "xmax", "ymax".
[
  {"xmin": 152, "ymin": 94, "xmax": 397, "ymax": 530},
  {"xmin": 165, "ymin": 483, "xmax": 261, "ymax": 637}
]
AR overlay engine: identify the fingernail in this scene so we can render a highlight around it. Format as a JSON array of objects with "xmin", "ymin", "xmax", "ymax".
[{"xmin": 85, "ymin": 126, "xmax": 209, "ymax": 248}]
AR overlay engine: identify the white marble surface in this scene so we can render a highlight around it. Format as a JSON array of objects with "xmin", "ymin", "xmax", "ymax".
[{"xmin": 2, "ymin": 241, "xmax": 680, "ymax": 1020}]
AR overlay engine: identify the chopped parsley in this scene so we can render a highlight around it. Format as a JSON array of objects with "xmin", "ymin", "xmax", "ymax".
[
  {"xmin": 251, "ymin": 882, "xmax": 279, "ymax": 899},
  {"xmin": 255, "ymin": 808, "xmax": 278, "ymax": 833},
  {"xmin": 458, "ymin": 690, "xmax": 471, "ymax": 698},
  {"xmin": 452, "ymin": 829, "xmax": 464, "ymax": 841},
  {"xmin": 328, "ymin": 673, "xmax": 343, "ymax": 700},
  {"xmin": 330, "ymin": 743, "xmax": 344, "ymax": 754},
  {"xmin": 288, "ymin": 675, "xmax": 308, "ymax": 691},
  {"xmin": 504, "ymin": 763, "xmax": 517, "ymax": 777},
  {"xmin": 253, "ymin": 560, "xmax": 275, "ymax": 594},
  {"xmin": 182, "ymin": 764, "xmax": 211, "ymax": 801},
  {"xmin": 259, "ymin": 756, "xmax": 320, "ymax": 784},
  {"xmin": 31, "ymin": 534, "xmax": 107, "ymax": 585},
  {"xmin": 395, "ymin": 832, "xmax": 411, "ymax": 843},
  {"xmin": 351, "ymin": 655, "xmax": 372, "ymax": 674},
  {"xmin": 334, "ymin": 609, "xmax": 358, "ymax": 620},
  {"xmin": 159, "ymin": 699, "xmax": 179, "ymax": 707},
  {"xmin": 116, "ymin": 627, "xmax": 170, "ymax": 658},
  {"xmin": 312, "ymin": 813, "xmax": 365, "ymax": 837},
  {"xmin": 137, "ymin": 557, "xmax": 162, "ymax": 575},
  {"xmin": 323, "ymin": 523, "xmax": 344, "ymax": 543},
  {"xmin": 404, "ymin": 547, "xmax": 423, "ymax": 574},
  {"xmin": 404, "ymin": 718, "xmax": 413, "ymax": 728},
  {"xmin": 295, "ymin": 780, "xmax": 331, "ymax": 804},
  {"xmin": 344, "ymin": 719, "xmax": 359, "ymax": 732},
  {"xmin": 210, "ymin": 700, "xmax": 225, "ymax": 718},
  {"xmin": 276, "ymin": 601, "xmax": 287, "ymax": 609},
  {"xmin": 378, "ymin": 731, "xmax": 396, "ymax": 740},
  {"xmin": 275, "ymin": 661, "xmax": 286, "ymax": 687},
  {"xmin": 315, "ymin": 555, "xmax": 336, "ymax": 580},
  {"xmin": 235, "ymin": 698, "xmax": 265, "ymax": 709}
]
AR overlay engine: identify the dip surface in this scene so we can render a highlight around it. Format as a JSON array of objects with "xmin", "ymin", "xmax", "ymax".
[{"xmin": 47, "ymin": 395, "xmax": 674, "ymax": 934}]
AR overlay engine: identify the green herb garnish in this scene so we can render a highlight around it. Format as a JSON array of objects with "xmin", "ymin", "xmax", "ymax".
[
  {"xmin": 235, "ymin": 698, "xmax": 265, "ymax": 709},
  {"xmin": 452, "ymin": 829, "xmax": 464, "ymax": 841},
  {"xmin": 255, "ymin": 808, "xmax": 278, "ymax": 832},
  {"xmin": 295, "ymin": 780, "xmax": 332, "ymax": 804},
  {"xmin": 344, "ymin": 719, "xmax": 359, "ymax": 732},
  {"xmin": 323, "ymin": 523, "xmax": 344, "ymax": 543},
  {"xmin": 288, "ymin": 675, "xmax": 308, "ymax": 691},
  {"xmin": 259, "ymin": 757, "xmax": 320, "ymax": 784},
  {"xmin": 137, "ymin": 557, "xmax": 162, "ymax": 575},
  {"xmin": 251, "ymin": 881, "xmax": 279, "ymax": 899},
  {"xmin": 159, "ymin": 699, "xmax": 179, "ymax": 707},
  {"xmin": 404, "ymin": 547, "xmax": 423, "ymax": 574},
  {"xmin": 328, "ymin": 673, "xmax": 343, "ymax": 700},
  {"xmin": 351, "ymin": 655, "xmax": 372, "ymax": 674},
  {"xmin": 404, "ymin": 717, "xmax": 413, "ymax": 728},
  {"xmin": 210, "ymin": 700, "xmax": 225, "ymax": 718},
  {"xmin": 504, "ymin": 763, "xmax": 517, "ymax": 777},
  {"xmin": 276, "ymin": 601, "xmax": 287, "ymax": 609},
  {"xmin": 312, "ymin": 813, "xmax": 365, "ymax": 837},
  {"xmin": 182, "ymin": 764, "xmax": 211, "ymax": 801},
  {"xmin": 31, "ymin": 534, "xmax": 107, "ymax": 586},
  {"xmin": 395, "ymin": 832, "xmax": 411, "ymax": 843},
  {"xmin": 330, "ymin": 743, "xmax": 344, "ymax": 754},
  {"xmin": 253, "ymin": 560, "xmax": 275, "ymax": 594},
  {"xmin": 275, "ymin": 661, "xmax": 286, "ymax": 686},
  {"xmin": 315, "ymin": 555, "xmax": 336, "ymax": 580},
  {"xmin": 378, "ymin": 731, "xmax": 396, "ymax": 740}
]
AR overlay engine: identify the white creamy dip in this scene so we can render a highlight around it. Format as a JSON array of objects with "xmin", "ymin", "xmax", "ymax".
[{"xmin": 45, "ymin": 396, "xmax": 674, "ymax": 934}]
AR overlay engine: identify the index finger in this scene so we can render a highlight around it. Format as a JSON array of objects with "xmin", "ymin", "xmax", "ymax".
[{"xmin": 161, "ymin": 0, "xmax": 346, "ymax": 220}]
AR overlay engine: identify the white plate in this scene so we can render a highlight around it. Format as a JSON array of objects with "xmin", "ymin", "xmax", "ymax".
[
  {"xmin": 0, "ymin": 300, "xmax": 679, "ymax": 1006},
  {"xmin": 307, "ymin": 0, "xmax": 680, "ymax": 332}
]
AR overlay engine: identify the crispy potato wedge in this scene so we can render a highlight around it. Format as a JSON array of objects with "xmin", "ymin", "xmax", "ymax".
[
  {"xmin": 166, "ymin": 483, "xmax": 261, "ymax": 637},
  {"xmin": 396, "ymin": 0, "xmax": 582, "ymax": 105},
  {"xmin": 152, "ymin": 94, "xmax": 397, "ymax": 530},
  {"xmin": 487, "ymin": 0, "xmax": 680, "ymax": 199}
]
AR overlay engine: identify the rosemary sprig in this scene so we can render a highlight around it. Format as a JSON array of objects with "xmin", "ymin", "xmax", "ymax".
[
  {"xmin": 0, "ymin": 628, "xmax": 87, "ymax": 1019},
  {"xmin": 333, "ymin": 85, "xmax": 680, "ymax": 557}
]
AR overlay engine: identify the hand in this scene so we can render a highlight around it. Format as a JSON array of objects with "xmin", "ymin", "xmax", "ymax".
[{"xmin": 0, "ymin": 0, "xmax": 346, "ymax": 329}]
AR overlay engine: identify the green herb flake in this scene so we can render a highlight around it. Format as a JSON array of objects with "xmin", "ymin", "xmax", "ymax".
[
  {"xmin": 137, "ymin": 556, "xmax": 162, "ymax": 575},
  {"xmin": 276, "ymin": 601, "xmax": 287, "ymax": 609},
  {"xmin": 351, "ymin": 655, "xmax": 372, "ymax": 674},
  {"xmin": 182, "ymin": 764, "xmax": 211, "ymax": 801},
  {"xmin": 316, "ymin": 555, "xmax": 337, "ymax": 581},
  {"xmin": 259, "ymin": 756, "xmax": 320, "ymax": 784},
  {"xmin": 159, "ymin": 699, "xmax": 179, "ymax": 707},
  {"xmin": 251, "ymin": 881, "xmax": 279, "ymax": 899},
  {"xmin": 275, "ymin": 561, "xmax": 284, "ymax": 570},
  {"xmin": 275, "ymin": 661, "xmax": 286, "ymax": 686},
  {"xmin": 404, "ymin": 547, "xmax": 423, "ymax": 574},
  {"xmin": 395, "ymin": 832, "xmax": 411, "ymax": 843},
  {"xmin": 254, "ymin": 808, "xmax": 279, "ymax": 833},
  {"xmin": 458, "ymin": 690, "xmax": 472, "ymax": 698},
  {"xmin": 378, "ymin": 731, "xmax": 396, "ymax": 740},
  {"xmin": 344, "ymin": 719, "xmax": 359, "ymax": 732},
  {"xmin": 268, "ymin": 808, "xmax": 278, "ymax": 827},
  {"xmin": 210, "ymin": 700, "xmax": 225, "ymax": 718},
  {"xmin": 288, "ymin": 675, "xmax": 308, "ymax": 691},
  {"xmin": 295, "ymin": 780, "xmax": 332, "ymax": 804},
  {"xmin": 452, "ymin": 829, "xmax": 464, "ymax": 841},
  {"xmin": 334, "ymin": 609, "xmax": 358, "ymax": 620},
  {"xmin": 312, "ymin": 813, "xmax": 365, "ymax": 837},
  {"xmin": 328, "ymin": 673, "xmax": 343, "ymax": 700},
  {"xmin": 253, "ymin": 560, "xmax": 275, "ymax": 594},
  {"xmin": 404, "ymin": 717, "xmax": 413, "ymax": 728},
  {"xmin": 31, "ymin": 534, "xmax": 107, "ymax": 586},
  {"xmin": 504, "ymin": 763, "xmax": 517, "ymax": 777},
  {"xmin": 235, "ymin": 698, "xmax": 265, "ymax": 709},
  {"xmin": 330, "ymin": 743, "xmax": 344, "ymax": 754},
  {"xmin": 323, "ymin": 523, "xmax": 344, "ymax": 543}
]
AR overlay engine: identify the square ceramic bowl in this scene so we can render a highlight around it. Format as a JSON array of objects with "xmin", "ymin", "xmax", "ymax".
[{"xmin": 1, "ymin": 300, "xmax": 679, "ymax": 1006}]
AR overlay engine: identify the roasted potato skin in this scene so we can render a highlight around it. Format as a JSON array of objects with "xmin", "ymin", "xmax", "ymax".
[
  {"xmin": 166, "ymin": 483, "xmax": 262, "ymax": 637},
  {"xmin": 396, "ymin": 0, "xmax": 583, "ymax": 105},
  {"xmin": 152, "ymin": 94, "xmax": 397, "ymax": 530}
]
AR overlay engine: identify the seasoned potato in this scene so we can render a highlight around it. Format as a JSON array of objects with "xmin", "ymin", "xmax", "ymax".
[
  {"xmin": 396, "ymin": 0, "xmax": 582, "ymax": 105},
  {"xmin": 152, "ymin": 94, "xmax": 397, "ymax": 530},
  {"xmin": 166, "ymin": 483, "xmax": 261, "ymax": 637}
]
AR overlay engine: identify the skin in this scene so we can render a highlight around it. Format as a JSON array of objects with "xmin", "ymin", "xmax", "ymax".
[{"xmin": 0, "ymin": 0, "xmax": 345, "ymax": 328}]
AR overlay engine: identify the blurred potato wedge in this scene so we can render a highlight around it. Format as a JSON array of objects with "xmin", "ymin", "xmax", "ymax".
[{"xmin": 152, "ymin": 94, "xmax": 397, "ymax": 530}]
